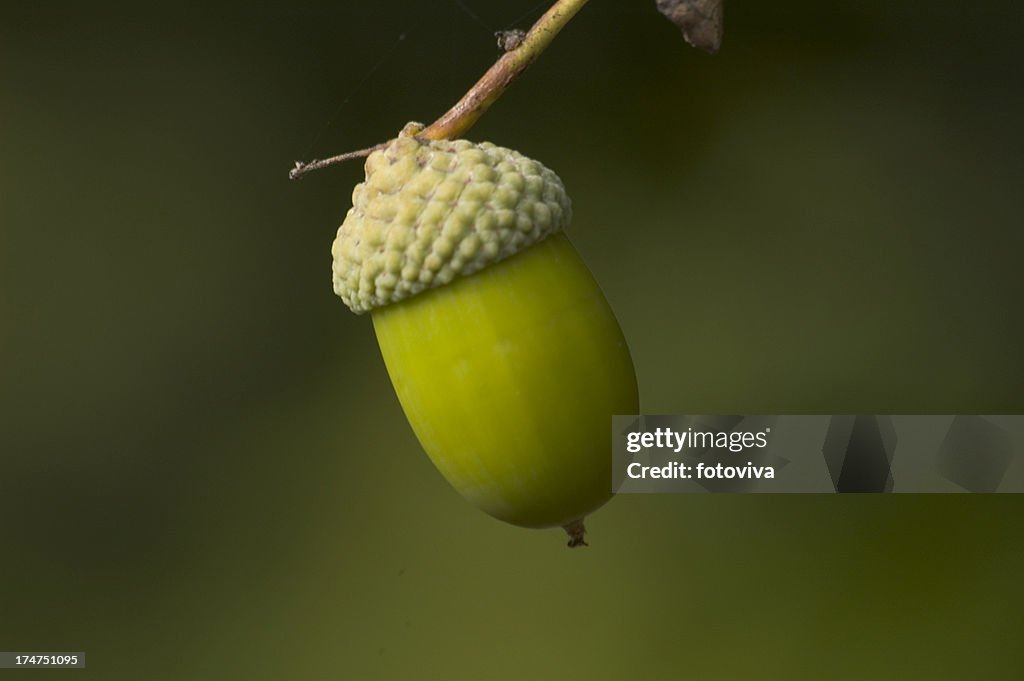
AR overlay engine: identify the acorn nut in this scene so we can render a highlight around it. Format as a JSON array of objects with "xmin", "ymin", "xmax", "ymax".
[{"xmin": 332, "ymin": 123, "xmax": 639, "ymax": 546}]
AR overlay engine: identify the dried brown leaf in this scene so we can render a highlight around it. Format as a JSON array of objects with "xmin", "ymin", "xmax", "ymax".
[{"xmin": 656, "ymin": 0, "xmax": 724, "ymax": 54}]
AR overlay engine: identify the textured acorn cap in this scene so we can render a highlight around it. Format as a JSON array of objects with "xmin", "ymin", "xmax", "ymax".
[{"xmin": 331, "ymin": 123, "xmax": 572, "ymax": 313}]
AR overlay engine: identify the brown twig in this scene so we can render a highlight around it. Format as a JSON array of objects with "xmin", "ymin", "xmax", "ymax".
[
  {"xmin": 288, "ymin": 0, "xmax": 590, "ymax": 179},
  {"xmin": 420, "ymin": 0, "xmax": 590, "ymax": 141}
]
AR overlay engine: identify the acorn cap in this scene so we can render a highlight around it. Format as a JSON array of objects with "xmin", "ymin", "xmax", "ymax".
[{"xmin": 331, "ymin": 123, "xmax": 572, "ymax": 313}]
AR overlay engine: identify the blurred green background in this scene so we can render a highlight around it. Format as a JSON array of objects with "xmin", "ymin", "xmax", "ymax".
[{"xmin": 2, "ymin": 1, "xmax": 1023, "ymax": 678}]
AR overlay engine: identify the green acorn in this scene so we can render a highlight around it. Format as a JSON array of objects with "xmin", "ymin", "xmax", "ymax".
[{"xmin": 332, "ymin": 123, "xmax": 638, "ymax": 545}]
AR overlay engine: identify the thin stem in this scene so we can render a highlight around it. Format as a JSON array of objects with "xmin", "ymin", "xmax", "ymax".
[
  {"xmin": 420, "ymin": 0, "xmax": 590, "ymax": 141},
  {"xmin": 289, "ymin": 143, "xmax": 387, "ymax": 180},
  {"xmin": 288, "ymin": 0, "xmax": 590, "ymax": 179}
]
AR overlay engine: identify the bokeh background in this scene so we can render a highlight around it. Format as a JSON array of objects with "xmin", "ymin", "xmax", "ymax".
[{"xmin": 2, "ymin": 1, "xmax": 1023, "ymax": 678}]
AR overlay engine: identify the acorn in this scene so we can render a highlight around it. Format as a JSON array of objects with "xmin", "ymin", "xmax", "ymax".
[{"xmin": 332, "ymin": 123, "xmax": 638, "ymax": 546}]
